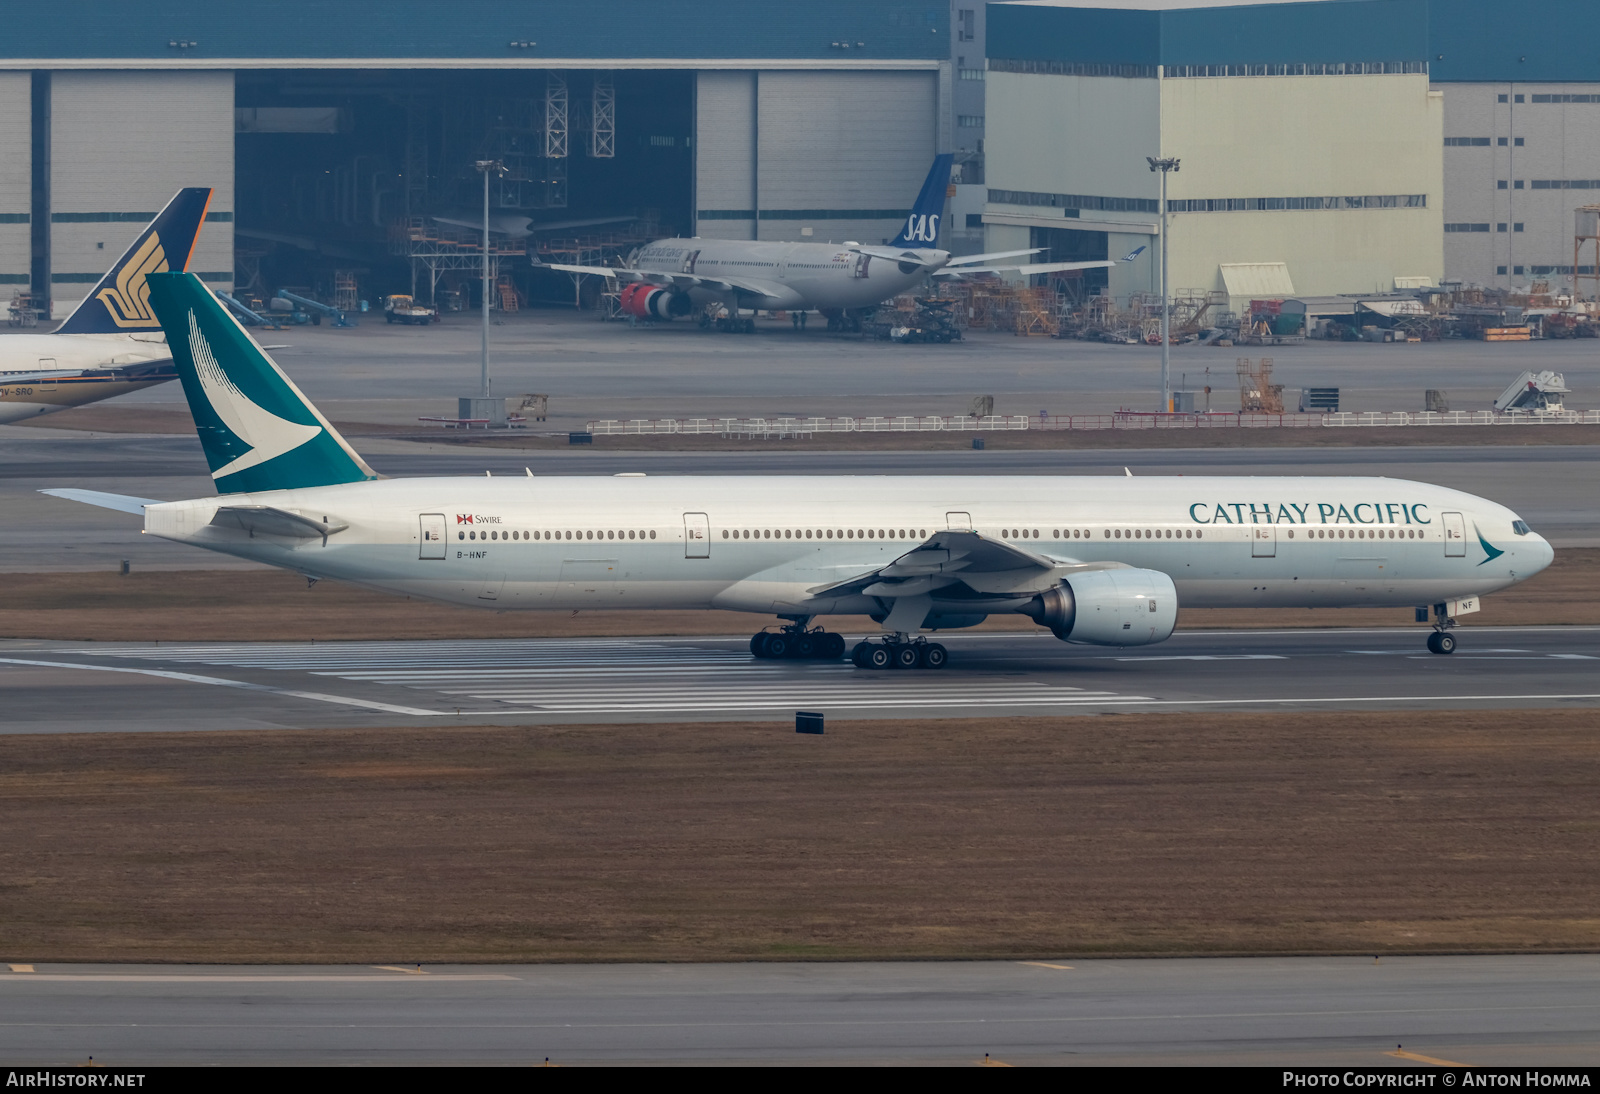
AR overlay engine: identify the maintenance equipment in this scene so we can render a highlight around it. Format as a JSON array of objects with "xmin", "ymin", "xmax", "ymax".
[
  {"xmin": 1493, "ymin": 370, "xmax": 1570, "ymax": 412},
  {"xmin": 273, "ymin": 290, "xmax": 356, "ymax": 328}
]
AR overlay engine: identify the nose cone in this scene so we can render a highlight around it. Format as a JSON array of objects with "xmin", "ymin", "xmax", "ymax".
[{"xmin": 1525, "ymin": 534, "xmax": 1555, "ymax": 578}]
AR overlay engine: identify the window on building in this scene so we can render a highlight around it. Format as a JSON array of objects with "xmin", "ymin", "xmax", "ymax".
[
  {"xmin": 1498, "ymin": 137, "xmax": 1508, "ymax": 146},
  {"xmin": 1514, "ymin": 222, "xmax": 1524, "ymax": 232},
  {"xmin": 959, "ymin": 67, "xmax": 985, "ymax": 80},
  {"xmin": 1514, "ymin": 265, "xmax": 1526, "ymax": 274},
  {"xmin": 957, "ymin": 115, "xmax": 984, "ymax": 128},
  {"xmin": 1497, "ymin": 223, "xmax": 1508, "ymax": 232},
  {"xmin": 1515, "ymin": 94, "xmax": 1525, "ymax": 103},
  {"xmin": 1498, "ymin": 93, "xmax": 1508, "ymax": 103},
  {"xmin": 1445, "ymin": 223, "xmax": 1491, "ymax": 233},
  {"xmin": 958, "ymin": 8, "xmax": 975, "ymax": 41},
  {"xmin": 1498, "ymin": 180, "xmax": 1509, "ymax": 189},
  {"xmin": 966, "ymin": 213, "xmax": 984, "ymax": 228},
  {"xmin": 1445, "ymin": 137, "xmax": 1491, "ymax": 146},
  {"xmin": 1514, "ymin": 180, "xmax": 1524, "ymax": 189},
  {"xmin": 1516, "ymin": 137, "xmax": 1525, "ymax": 146},
  {"xmin": 1497, "ymin": 265, "xmax": 1508, "ymax": 274}
]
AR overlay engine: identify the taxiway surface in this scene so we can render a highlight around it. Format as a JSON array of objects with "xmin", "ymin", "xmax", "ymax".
[
  {"xmin": 2, "ymin": 955, "xmax": 1597, "ymax": 1065},
  {"xmin": 4, "ymin": 627, "xmax": 1597, "ymax": 732}
]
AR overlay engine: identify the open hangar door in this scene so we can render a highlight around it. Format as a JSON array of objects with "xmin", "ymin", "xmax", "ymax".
[
  {"xmin": 232, "ymin": 69, "xmax": 693, "ymax": 310},
  {"xmin": 696, "ymin": 69, "xmax": 938, "ymax": 246}
]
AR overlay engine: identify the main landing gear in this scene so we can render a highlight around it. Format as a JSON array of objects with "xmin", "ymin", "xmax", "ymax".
[
  {"xmin": 750, "ymin": 627, "xmax": 847, "ymax": 661},
  {"xmin": 1425, "ymin": 602, "xmax": 1458, "ymax": 655},
  {"xmin": 851, "ymin": 636, "xmax": 948, "ymax": 671}
]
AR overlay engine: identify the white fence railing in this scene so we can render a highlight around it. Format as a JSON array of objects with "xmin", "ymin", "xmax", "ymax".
[
  {"xmin": 587, "ymin": 409, "xmax": 1600, "ymax": 436},
  {"xmin": 586, "ymin": 415, "xmax": 1031, "ymax": 436}
]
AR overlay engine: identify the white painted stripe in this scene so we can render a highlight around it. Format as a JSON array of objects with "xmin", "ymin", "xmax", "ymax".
[
  {"xmin": 0, "ymin": 974, "xmax": 520, "ymax": 983},
  {"xmin": 0, "ymin": 658, "xmax": 476, "ymax": 717}
]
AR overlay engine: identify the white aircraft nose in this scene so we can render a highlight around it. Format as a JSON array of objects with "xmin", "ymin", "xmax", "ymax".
[{"xmin": 1528, "ymin": 534, "xmax": 1555, "ymax": 576}]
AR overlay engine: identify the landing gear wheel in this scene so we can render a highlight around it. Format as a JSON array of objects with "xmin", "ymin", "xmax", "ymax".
[
  {"xmin": 765, "ymin": 633, "xmax": 790, "ymax": 659},
  {"xmin": 793, "ymin": 634, "xmax": 816, "ymax": 658},
  {"xmin": 750, "ymin": 633, "xmax": 771, "ymax": 658},
  {"xmin": 893, "ymin": 644, "xmax": 921, "ymax": 670},
  {"xmin": 866, "ymin": 644, "xmax": 893, "ymax": 670},
  {"xmin": 824, "ymin": 633, "xmax": 847, "ymax": 660},
  {"xmin": 920, "ymin": 643, "xmax": 948, "ymax": 670},
  {"xmin": 851, "ymin": 641, "xmax": 872, "ymax": 667},
  {"xmin": 1428, "ymin": 632, "xmax": 1456, "ymax": 655}
]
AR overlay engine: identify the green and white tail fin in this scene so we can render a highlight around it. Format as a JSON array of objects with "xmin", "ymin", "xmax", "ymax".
[{"xmin": 145, "ymin": 271, "xmax": 378, "ymax": 494}]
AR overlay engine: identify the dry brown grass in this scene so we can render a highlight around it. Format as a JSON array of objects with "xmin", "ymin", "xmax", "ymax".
[
  {"xmin": 2, "ymin": 549, "xmax": 1593, "ymax": 642},
  {"xmin": 4, "ymin": 711, "xmax": 1600, "ymax": 963}
]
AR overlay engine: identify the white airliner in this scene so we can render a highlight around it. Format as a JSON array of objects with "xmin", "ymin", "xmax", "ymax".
[
  {"xmin": 537, "ymin": 155, "xmax": 1116, "ymax": 331},
  {"xmin": 42, "ymin": 272, "xmax": 1551, "ymax": 665},
  {"xmin": 0, "ymin": 188, "xmax": 212, "ymax": 423}
]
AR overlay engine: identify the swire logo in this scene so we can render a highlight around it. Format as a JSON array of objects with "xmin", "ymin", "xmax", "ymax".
[{"xmin": 457, "ymin": 514, "xmax": 474, "ymax": 524}]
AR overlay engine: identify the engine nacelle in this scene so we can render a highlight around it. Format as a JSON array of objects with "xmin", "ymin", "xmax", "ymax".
[
  {"xmin": 619, "ymin": 282, "xmax": 692, "ymax": 320},
  {"xmin": 1021, "ymin": 568, "xmax": 1178, "ymax": 647}
]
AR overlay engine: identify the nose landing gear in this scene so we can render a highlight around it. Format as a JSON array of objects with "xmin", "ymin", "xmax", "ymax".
[
  {"xmin": 851, "ymin": 636, "xmax": 948, "ymax": 670},
  {"xmin": 1425, "ymin": 603, "xmax": 1459, "ymax": 655}
]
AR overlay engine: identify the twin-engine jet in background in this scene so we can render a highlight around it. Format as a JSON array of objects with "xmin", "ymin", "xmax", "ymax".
[
  {"xmin": 0, "ymin": 188, "xmax": 212, "ymax": 423},
  {"xmin": 42, "ymin": 272, "xmax": 1552, "ymax": 667},
  {"xmin": 536, "ymin": 155, "xmax": 1118, "ymax": 331}
]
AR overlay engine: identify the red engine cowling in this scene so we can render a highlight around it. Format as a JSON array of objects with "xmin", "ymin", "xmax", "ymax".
[{"xmin": 619, "ymin": 283, "xmax": 692, "ymax": 320}]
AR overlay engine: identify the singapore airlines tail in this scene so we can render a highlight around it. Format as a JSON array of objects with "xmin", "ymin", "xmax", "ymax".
[
  {"xmin": 54, "ymin": 188, "xmax": 213, "ymax": 335},
  {"xmin": 890, "ymin": 154, "xmax": 953, "ymax": 248},
  {"xmin": 144, "ymin": 271, "xmax": 378, "ymax": 495}
]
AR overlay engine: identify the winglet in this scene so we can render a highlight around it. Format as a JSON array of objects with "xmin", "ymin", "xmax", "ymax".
[
  {"xmin": 890, "ymin": 155, "xmax": 953, "ymax": 248},
  {"xmin": 145, "ymin": 272, "xmax": 378, "ymax": 495},
  {"xmin": 55, "ymin": 188, "xmax": 213, "ymax": 335}
]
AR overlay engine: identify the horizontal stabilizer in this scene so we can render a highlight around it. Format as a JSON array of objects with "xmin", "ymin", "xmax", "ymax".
[
  {"xmin": 211, "ymin": 505, "xmax": 348, "ymax": 539},
  {"xmin": 38, "ymin": 488, "xmax": 160, "ymax": 515}
]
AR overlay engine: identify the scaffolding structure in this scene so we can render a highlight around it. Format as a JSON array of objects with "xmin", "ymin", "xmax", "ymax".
[
  {"xmin": 590, "ymin": 74, "xmax": 615, "ymax": 158},
  {"xmin": 389, "ymin": 217, "xmax": 526, "ymax": 306},
  {"xmin": 1237, "ymin": 357, "xmax": 1285, "ymax": 413},
  {"xmin": 1576, "ymin": 205, "xmax": 1600, "ymax": 302}
]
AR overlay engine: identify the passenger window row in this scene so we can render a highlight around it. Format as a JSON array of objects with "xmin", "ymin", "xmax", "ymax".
[
  {"xmin": 1104, "ymin": 528, "xmax": 1203, "ymax": 539},
  {"xmin": 1292, "ymin": 528, "xmax": 1420, "ymax": 540},
  {"xmin": 721, "ymin": 528, "xmax": 929, "ymax": 541},
  {"xmin": 459, "ymin": 529, "xmax": 656, "ymax": 541}
]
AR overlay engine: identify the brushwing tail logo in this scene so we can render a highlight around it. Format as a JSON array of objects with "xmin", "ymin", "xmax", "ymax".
[
  {"xmin": 96, "ymin": 234, "xmax": 169, "ymax": 327},
  {"xmin": 186, "ymin": 309, "xmax": 322, "ymax": 479}
]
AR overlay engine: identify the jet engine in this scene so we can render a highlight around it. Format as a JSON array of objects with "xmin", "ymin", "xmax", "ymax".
[
  {"xmin": 619, "ymin": 283, "xmax": 692, "ymax": 320},
  {"xmin": 1020, "ymin": 568, "xmax": 1177, "ymax": 647}
]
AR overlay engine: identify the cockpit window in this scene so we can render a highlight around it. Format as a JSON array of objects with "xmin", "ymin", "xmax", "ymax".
[{"xmin": 1512, "ymin": 520, "xmax": 1531, "ymax": 536}]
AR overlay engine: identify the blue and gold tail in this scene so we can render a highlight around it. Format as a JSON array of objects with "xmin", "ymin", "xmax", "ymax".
[{"xmin": 55, "ymin": 188, "xmax": 213, "ymax": 335}]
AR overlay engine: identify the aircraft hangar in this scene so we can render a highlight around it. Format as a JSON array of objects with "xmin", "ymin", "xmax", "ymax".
[{"xmin": 0, "ymin": 0, "xmax": 955, "ymax": 319}]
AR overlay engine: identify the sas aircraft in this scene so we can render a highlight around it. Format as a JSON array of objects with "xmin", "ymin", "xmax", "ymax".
[
  {"xmin": 0, "ymin": 188, "xmax": 211, "ymax": 424},
  {"xmin": 538, "ymin": 155, "xmax": 1115, "ymax": 331},
  {"xmin": 42, "ymin": 272, "xmax": 1551, "ymax": 667}
]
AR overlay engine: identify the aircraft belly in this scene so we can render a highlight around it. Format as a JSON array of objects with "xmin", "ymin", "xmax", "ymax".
[{"xmin": 0, "ymin": 376, "xmax": 173, "ymax": 420}]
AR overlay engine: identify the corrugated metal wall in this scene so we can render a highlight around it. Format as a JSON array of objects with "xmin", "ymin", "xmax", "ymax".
[
  {"xmin": 0, "ymin": 73, "xmax": 29, "ymax": 292},
  {"xmin": 695, "ymin": 69, "xmax": 937, "ymax": 244},
  {"xmin": 49, "ymin": 71, "xmax": 233, "ymax": 317}
]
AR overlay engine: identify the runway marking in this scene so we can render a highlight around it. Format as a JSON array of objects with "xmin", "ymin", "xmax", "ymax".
[
  {"xmin": 7, "ymin": 965, "xmax": 33, "ymax": 973},
  {"xmin": 1107, "ymin": 655, "xmax": 1287, "ymax": 662},
  {"xmin": 372, "ymin": 965, "xmax": 428, "ymax": 975},
  {"xmin": 0, "ymin": 658, "xmax": 486, "ymax": 718},
  {"xmin": 1018, "ymin": 962, "xmax": 1074, "ymax": 971},
  {"xmin": 1060, "ymin": 693, "xmax": 1600, "ymax": 708},
  {"xmin": 1550, "ymin": 654, "xmax": 1599, "ymax": 660},
  {"xmin": 1385, "ymin": 1048, "xmax": 1468, "ymax": 1067}
]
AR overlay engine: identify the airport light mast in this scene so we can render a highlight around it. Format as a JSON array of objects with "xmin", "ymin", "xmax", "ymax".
[
  {"xmin": 1147, "ymin": 156, "xmax": 1179, "ymax": 413},
  {"xmin": 474, "ymin": 160, "xmax": 504, "ymax": 401}
]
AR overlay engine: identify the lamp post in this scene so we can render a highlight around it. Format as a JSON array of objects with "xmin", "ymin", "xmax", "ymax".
[
  {"xmin": 474, "ymin": 159, "xmax": 504, "ymax": 400},
  {"xmin": 1146, "ymin": 156, "xmax": 1180, "ymax": 413}
]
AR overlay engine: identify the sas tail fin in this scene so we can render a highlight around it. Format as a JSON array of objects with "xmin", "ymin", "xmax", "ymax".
[
  {"xmin": 54, "ymin": 188, "xmax": 213, "ymax": 335},
  {"xmin": 890, "ymin": 154, "xmax": 953, "ymax": 248},
  {"xmin": 145, "ymin": 271, "xmax": 378, "ymax": 495}
]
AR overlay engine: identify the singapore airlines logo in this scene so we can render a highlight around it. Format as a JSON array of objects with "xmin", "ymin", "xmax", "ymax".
[
  {"xmin": 96, "ymin": 233, "xmax": 169, "ymax": 328},
  {"xmin": 186, "ymin": 310, "xmax": 322, "ymax": 479},
  {"xmin": 902, "ymin": 213, "xmax": 940, "ymax": 243}
]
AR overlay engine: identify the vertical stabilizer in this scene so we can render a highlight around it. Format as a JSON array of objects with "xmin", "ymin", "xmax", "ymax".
[
  {"xmin": 890, "ymin": 154, "xmax": 953, "ymax": 248},
  {"xmin": 145, "ymin": 272, "xmax": 378, "ymax": 495},
  {"xmin": 54, "ymin": 188, "xmax": 213, "ymax": 335}
]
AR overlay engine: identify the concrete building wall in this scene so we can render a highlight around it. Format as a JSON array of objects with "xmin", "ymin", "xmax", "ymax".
[
  {"xmin": 1438, "ymin": 81, "xmax": 1600, "ymax": 289},
  {"xmin": 0, "ymin": 72, "xmax": 29, "ymax": 292},
  {"xmin": 984, "ymin": 71, "xmax": 1158, "ymax": 202},
  {"xmin": 49, "ymin": 70, "xmax": 233, "ymax": 317},
  {"xmin": 1161, "ymin": 73, "xmax": 1443, "ymax": 299}
]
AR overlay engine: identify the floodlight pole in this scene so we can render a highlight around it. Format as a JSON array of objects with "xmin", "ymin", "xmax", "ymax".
[
  {"xmin": 1147, "ymin": 156, "xmax": 1180, "ymax": 413},
  {"xmin": 475, "ymin": 160, "xmax": 503, "ymax": 398}
]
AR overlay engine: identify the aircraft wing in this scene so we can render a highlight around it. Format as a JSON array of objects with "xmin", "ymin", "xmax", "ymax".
[
  {"xmin": 934, "ymin": 259, "xmax": 1115, "ymax": 278},
  {"xmin": 2, "ymin": 359, "xmax": 176, "ymax": 384},
  {"xmin": 808, "ymin": 530, "xmax": 1080, "ymax": 600},
  {"xmin": 943, "ymin": 248, "xmax": 1045, "ymax": 266},
  {"xmin": 535, "ymin": 263, "xmax": 799, "ymax": 306}
]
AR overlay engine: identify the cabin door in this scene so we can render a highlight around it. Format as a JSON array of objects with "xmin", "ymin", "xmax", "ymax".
[
  {"xmin": 946, "ymin": 511, "xmax": 972, "ymax": 530},
  {"xmin": 684, "ymin": 512, "xmax": 711, "ymax": 558},
  {"xmin": 1251, "ymin": 525, "xmax": 1276, "ymax": 557},
  {"xmin": 1442, "ymin": 511, "xmax": 1466, "ymax": 557},
  {"xmin": 418, "ymin": 513, "xmax": 447, "ymax": 559}
]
